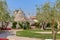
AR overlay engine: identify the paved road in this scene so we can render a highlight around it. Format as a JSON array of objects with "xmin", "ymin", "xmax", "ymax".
[{"xmin": 0, "ymin": 30, "xmax": 40, "ymax": 40}]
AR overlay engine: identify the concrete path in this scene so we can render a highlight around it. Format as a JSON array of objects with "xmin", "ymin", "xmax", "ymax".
[
  {"xmin": 35, "ymin": 31, "xmax": 60, "ymax": 34},
  {"xmin": 0, "ymin": 29, "xmax": 41, "ymax": 40}
]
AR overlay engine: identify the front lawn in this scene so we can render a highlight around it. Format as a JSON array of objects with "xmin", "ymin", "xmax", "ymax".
[{"xmin": 16, "ymin": 30, "xmax": 60, "ymax": 39}]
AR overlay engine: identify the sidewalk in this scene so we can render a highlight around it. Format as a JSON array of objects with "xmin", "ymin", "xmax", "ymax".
[
  {"xmin": 35, "ymin": 31, "xmax": 60, "ymax": 34},
  {"xmin": 7, "ymin": 29, "xmax": 41, "ymax": 40},
  {"xmin": 7, "ymin": 36, "xmax": 41, "ymax": 40}
]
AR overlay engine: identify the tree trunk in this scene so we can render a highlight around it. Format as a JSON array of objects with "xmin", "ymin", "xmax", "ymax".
[
  {"xmin": 2, "ymin": 21, "xmax": 4, "ymax": 28},
  {"xmin": 51, "ymin": 19, "xmax": 56, "ymax": 40},
  {"xmin": 52, "ymin": 28, "xmax": 57, "ymax": 40},
  {"xmin": 41, "ymin": 25, "xmax": 44, "ymax": 30},
  {"xmin": 52, "ymin": 27, "xmax": 56, "ymax": 40},
  {"xmin": 5, "ymin": 22, "xmax": 9, "ymax": 28}
]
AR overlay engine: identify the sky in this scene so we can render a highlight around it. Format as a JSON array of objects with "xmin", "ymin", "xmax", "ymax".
[{"xmin": 6, "ymin": 0, "xmax": 55, "ymax": 16}]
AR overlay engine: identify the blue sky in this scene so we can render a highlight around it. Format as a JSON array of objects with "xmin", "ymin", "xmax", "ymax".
[{"xmin": 6, "ymin": 0, "xmax": 55, "ymax": 16}]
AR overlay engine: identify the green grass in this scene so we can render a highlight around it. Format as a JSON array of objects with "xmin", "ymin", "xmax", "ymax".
[
  {"xmin": 30, "ymin": 29, "xmax": 52, "ymax": 32},
  {"xmin": 16, "ymin": 30, "xmax": 60, "ymax": 39}
]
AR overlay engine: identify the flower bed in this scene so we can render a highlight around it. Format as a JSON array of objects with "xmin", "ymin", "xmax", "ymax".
[
  {"xmin": 1, "ymin": 28, "xmax": 11, "ymax": 30},
  {"xmin": 0, "ymin": 38, "xmax": 9, "ymax": 40}
]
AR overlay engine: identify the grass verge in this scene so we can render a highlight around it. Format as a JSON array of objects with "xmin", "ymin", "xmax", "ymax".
[{"xmin": 16, "ymin": 30, "xmax": 60, "ymax": 39}]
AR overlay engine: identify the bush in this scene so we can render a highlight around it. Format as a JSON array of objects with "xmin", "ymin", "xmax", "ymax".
[
  {"xmin": 19, "ymin": 22, "xmax": 23, "ymax": 28},
  {"xmin": 26, "ymin": 21, "xmax": 30, "ymax": 29},
  {"xmin": 12, "ymin": 22, "xmax": 17, "ymax": 29},
  {"xmin": 35, "ymin": 22, "xmax": 40, "ymax": 28},
  {"xmin": 18, "ymin": 21, "xmax": 30, "ymax": 29},
  {"xmin": 23, "ymin": 22, "xmax": 30, "ymax": 30},
  {"xmin": 54, "ymin": 22, "xmax": 58, "ymax": 29},
  {"xmin": 23, "ymin": 22, "xmax": 27, "ymax": 30},
  {"xmin": 46, "ymin": 22, "xmax": 51, "ymax": 27}
]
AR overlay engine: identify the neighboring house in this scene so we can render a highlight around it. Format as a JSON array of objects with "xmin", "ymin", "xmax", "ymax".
[
  {"xmin": 28, "ymin": 16, "xmax": 38, "ymax": 25},
  {"xmin": 30, "ymin": 16, "xmax": 36, "ymax": 20},
  {"xmin": 28, "ymin": 16, "xmax": 38, "ymax": 29}
]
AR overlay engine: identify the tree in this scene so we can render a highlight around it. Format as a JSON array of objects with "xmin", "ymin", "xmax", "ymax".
[
  {"xmin": 36, "ymin": 2, "xmax": 51, "ymax": 30},
  {"xmin": 0, "ymin": 0, "xmax": 10, "ymax": 28},
  {"xmin": 36, "ymin": 0, "xmax": 60, "ymax": 40}
]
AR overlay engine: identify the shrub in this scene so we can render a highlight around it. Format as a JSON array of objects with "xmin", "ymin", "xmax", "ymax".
[
  {"xmin": 12, "ymin": 22, "xmax": 17, "ymax": 29},
  {"xmin": 46, "ymin": 22, "xmax": 51, "ymax": 27},
  {"xmin": 19, "ymin": 22, "xmax": 23, "ymax": 28},
  {"xmin": 54, "ymin": 22, "xmax": 58, "ymax": 29},
  {"xmin": 35, "ymin": 22, "xmax": 40, "ymax": 28},
  {"xmin": 26, "ymin": 21, "xmax": 30, "ymax": 29},
  {"xmin": 23, "ymin": 22, "xmax": 27, "ymax": 30},
  {"xmin": 19, "ymin": 21, "xmax": 30, "ymax": 29},
  {"xmin": 23, "ymin": 21, "xmax": 30, "ymax": 30}
]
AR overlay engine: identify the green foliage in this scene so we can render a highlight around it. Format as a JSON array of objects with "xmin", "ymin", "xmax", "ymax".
[
  {"xmin": 54, "ymin": 22, "xmax": 58, "ymax": 29},
  {"xmin": 36, "ymin": 0, "xmax": 60, "ymax": 29},
  {"xmin": 12, "ymin": 22, "xmax": 17, "ymax": 29},
  {"xmin": 0, "ymin": 1, "xmax": 10, "ymax": 28},
  {"xmin": 35, "ymin": 22, "xmax": 40, "ymax": 28},
  {"xmin": 19, "ymin": 22, "xmax": 23, "ymax": 28},
  {"xmin": 23, "ymin": 22, "xmax": 30, "ymax": 30},
  {"xmin": 23, "ymin": 22, "xmax": 27, "ymax": 30},
  {"xmin": 0, "ymin": 1, "xmax": 10, "ymax": 22},
  {"xmin": 19, "ymin": 21, "xmax": 30, "ymax": 30},
  {"xmin": 46, "ymin": 22, "xmax": 51, "ymax": 27},
  {"xmin": 46, "ymin": 22, "xmax": 58, "ymax": 29},
  {"xmin": 26, "ymin": 21, "xmax": 30, "ymax": 29}
]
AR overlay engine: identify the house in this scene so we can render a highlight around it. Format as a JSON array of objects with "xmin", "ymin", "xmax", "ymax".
[
  {"xmin": 29, "ymin": 16, "xmax": 38, "ymax": 24},
  {"xmin": 14, "ymin": 9, "xmax": 26, "ymax": 22},
  {"xmin": 13, "ymin": 9, "xmax": 27, "ymax": 28}
]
